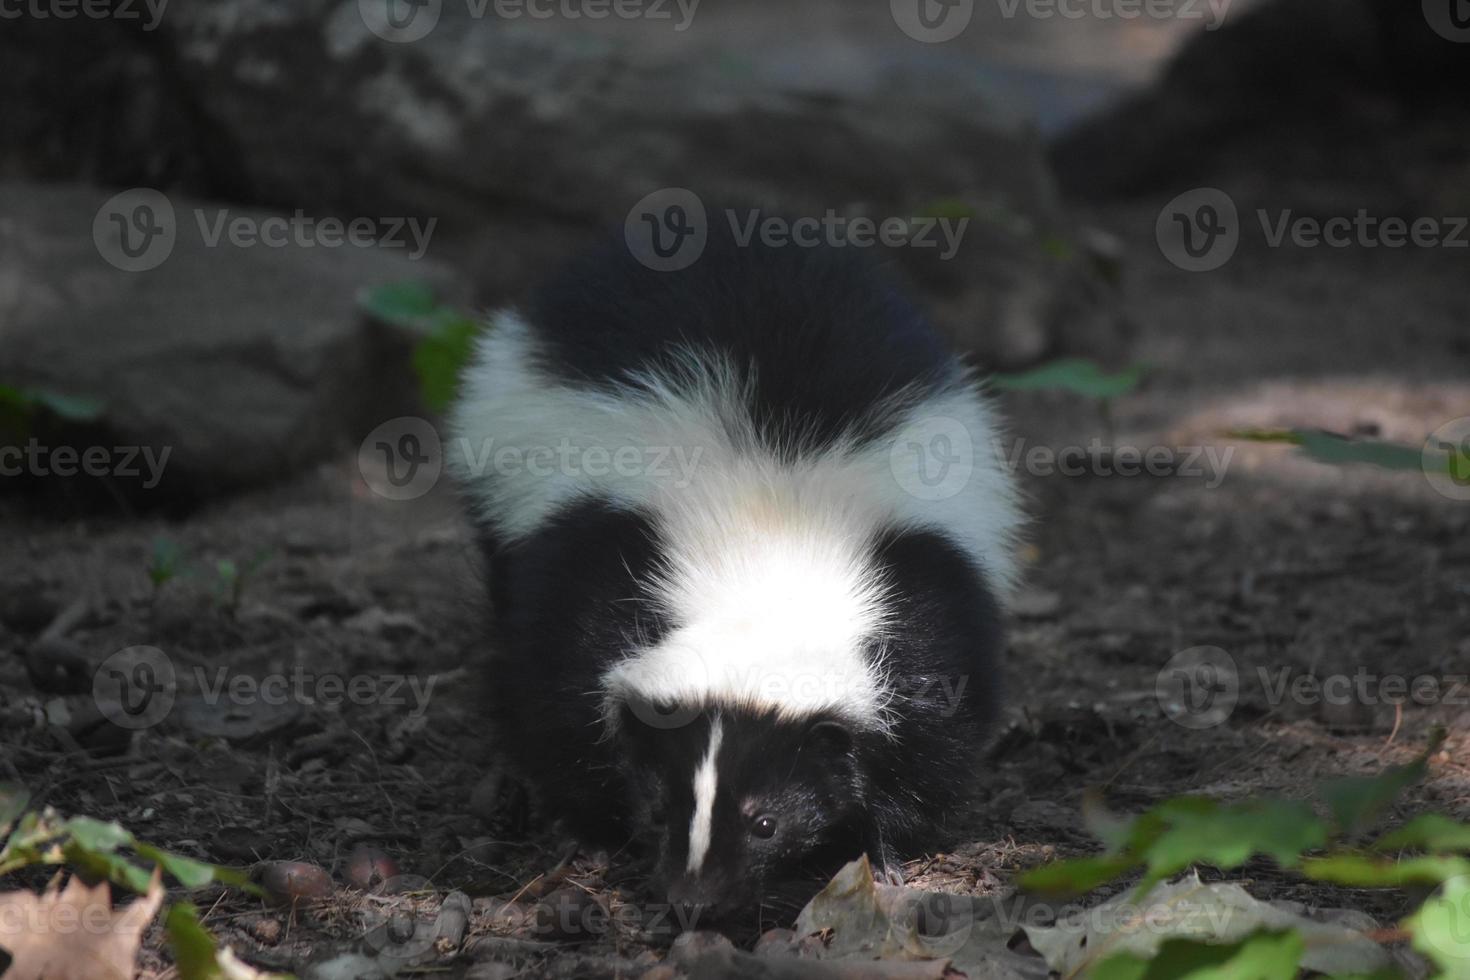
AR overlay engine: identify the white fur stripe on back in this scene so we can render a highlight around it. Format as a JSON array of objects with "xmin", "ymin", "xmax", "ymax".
[
  {"xmin": 449, "ymin": 310, "xmax": 1023, "ymax": 733},
  {"xmin": 686, "ymin": 718, "xmax": 724, "ymax": 872}
]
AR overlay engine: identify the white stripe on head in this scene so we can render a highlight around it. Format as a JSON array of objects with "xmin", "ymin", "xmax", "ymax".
[{"xmin": 686, "ymin": 717, "xmax": 724, "ymax": 873}]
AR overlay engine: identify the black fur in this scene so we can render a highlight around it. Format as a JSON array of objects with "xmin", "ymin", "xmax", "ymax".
[
  {"xmin": 466, "ymin": 234, "xmax": 1008, "ymax": 932},
  {"xmin": 524, "ymin": 219, "xmax": 960, "ymax": 452}
]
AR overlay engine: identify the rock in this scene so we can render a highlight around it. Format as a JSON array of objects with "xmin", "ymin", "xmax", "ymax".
[
  {"xmin": 23, "ymin": 636, "xmax": 92, "ymax": 694},
  {"xmin": 6, "ymin": 6, "xmax": 1116, "ymax": 371},
  {"xmin": 437, "ymin": 891, "xmax": 473, "ymax": 949},
  {"xmin": 0, "ymin": 581, "xmax": 61, "ymax": 635},
  {"xmin": 0, "ymin": 181, "xmax": 467, "ymax": 504},
  {"xmin": 1050, "ymin": 0, "xmax": 1470, "ymax": 199},
  {"xmin": 248, "ymin": 915, "xmax": 283, "ymax": 945},
  {"xmin": 752, "ymin": 928, "xmax": 797, "ymax": 957},
  {"xmin": 668, "ymin": 931, "xmax": 735, "ymax": 967}
]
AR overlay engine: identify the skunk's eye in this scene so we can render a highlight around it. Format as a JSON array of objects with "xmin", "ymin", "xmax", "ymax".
[{"xmin": 751, "ymin": 814, "xmax": 778, "ymax": 839}]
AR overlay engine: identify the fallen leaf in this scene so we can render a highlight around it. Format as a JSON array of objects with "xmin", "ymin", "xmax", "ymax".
[
  {"xmin": 793, "ymin": 856, "xmax": 1047, "ymax": 979},
  {"xmin": 0, "ymin": 868, "xmax": 163, "ymax": 980},
  {"xmin": 1022, "ymin": 871, "xmax": 1391, "ymax": 978}
]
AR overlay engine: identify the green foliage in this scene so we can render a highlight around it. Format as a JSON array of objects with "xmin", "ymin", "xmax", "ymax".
[
  {"xmin": 142, "ymin": 540, "xmax": 273, "ymax": 611},
  {"xmin": 1320, "ymin": 747, "xmax": 1436, "ymax": 834},
  {"xmin": 0, "ymin": 803, "xmax": 257, "ymax": 895},
  {"xmin": 413, "ymin": 313, "xmax": 482, "ymax": 413},
  {"xmin": 148, "ymin": 537, "xmax": 185, "ymax": 591},
  {"xmin": 358, "ymin": 280, "xmax": 438, "ymax": 329},
  {"xmin": 0, "ymin": 783, "xmax": 29, "ymax": 835},
  {"xmin": 1405, "ymin": 875, "xmax": 1470, "ymax": 978},
  {"xmin": 0, "ymin": 383, "xmax": 106, "ymax": 438},
  {"xmin": 359, "ymin": 280, "xmax": 484, "ymax": 413},
  {"xmin": 1375, "ymin": 814, "xmax": 1470, "ymax": 854},
  {"xmin": 1228, "ymin": 428, "xmax": 1431, "ymax": 473},
  {"xmin": 1020, "ymin": 732, "xmax": 1470, "ymax": 979},
  {"xmin": 1092, "ymin": 929, "xmax": 1305, "ymax": 980},
  {"xmin": 992, "ymin": 359, "xmax": 1145, "ymax": 401},
  {"xmin": 166, "ymin": 902, "xmax": 223, "ymax": 980},
  {"xmin": 211, "ymin": 550, "xmax": 274, "ymax": 612}
]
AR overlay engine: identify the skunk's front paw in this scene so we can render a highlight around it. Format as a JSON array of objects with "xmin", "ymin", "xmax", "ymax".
[{"xmin": 872, "ymin": 840, "xmax": 906, "ymax": 887}]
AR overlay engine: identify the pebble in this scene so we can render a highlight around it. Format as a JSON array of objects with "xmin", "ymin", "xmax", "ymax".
[{"xmin": 247, "ymin": 916, "xmax": 283, "ymax": 945}]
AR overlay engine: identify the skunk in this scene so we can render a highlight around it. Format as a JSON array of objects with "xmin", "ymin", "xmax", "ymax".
[{"xmin": 449, "ymin": 223, "xmax": 1022, "ymax": 933}]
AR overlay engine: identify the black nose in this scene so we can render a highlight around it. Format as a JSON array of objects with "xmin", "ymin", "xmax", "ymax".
[
  {"xmin": 666, "ymin": 883, "xmax": 719, "ymax": 930},
  {"xmin": 672, "ymin": 900, "xmax": 712, "ymax": 929}
]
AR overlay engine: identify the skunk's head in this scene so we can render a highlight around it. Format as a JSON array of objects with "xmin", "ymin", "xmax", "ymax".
[{"xmin": 617, "ymin": 705, "xmax": 873, "ymax": 935}]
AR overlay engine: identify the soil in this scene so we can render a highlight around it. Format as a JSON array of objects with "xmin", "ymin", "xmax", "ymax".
[{"xmin": 2, "ymin": 187, "xmax": 1468, "ymax": 977}]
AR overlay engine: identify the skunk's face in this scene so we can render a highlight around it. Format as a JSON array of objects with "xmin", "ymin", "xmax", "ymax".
[{"xmin": 619, "ymin": 707, "xmax": 871, "ymax": 935}]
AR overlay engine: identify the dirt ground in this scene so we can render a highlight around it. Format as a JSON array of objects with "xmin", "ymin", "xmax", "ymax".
[{"xmin": 2, "ymin": 189, "xmax": 1468, "ymax": 978}]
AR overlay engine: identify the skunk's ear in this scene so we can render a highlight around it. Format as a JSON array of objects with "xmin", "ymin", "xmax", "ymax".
[{"xmin": 804, "ymin": 719, "xmax": 854, "ymax": 758}]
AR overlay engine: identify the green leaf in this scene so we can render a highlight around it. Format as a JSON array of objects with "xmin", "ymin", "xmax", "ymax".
[
  {"xmin": 1092, "ymin": 929, "xmax": 1305, "ymax": 980},
  {"xmin": 64, "ymin": 816, "xmax": 134, "ymax": 853},
  {"xmin": 1295, "ymin": 429, "xmax": 1424, "ymax": 472},
  {"xmin": 992, "ymin": 359, "xmax": 1145, "ymax": 400},
  {"xmin": 413, "ymin": 313, "xmax": 482, "ymax": 413},
  {"xmin": 1303, "ymin": 853, "xmax": 1470, "ymax": 887},
  {"xmin": 1319, "ymin": 735, "xmax": 1439, "ymax": 834},
  {"xmin": 149, "ymin": 537, "xmax": 184, "ymax": 588},
  {"xmin": 0, "ymin": 783, "xmax": 29, "ymax": 836},
  {"xmin": 1404, "ymin": 874, "xmax": 1470, "ymax": 977},
  {"xmin": 133, "ymin": 843, "xmax": 220, "ymax": 888},
  {"xmin": 30, "ymin": 389, "xmax": 106, "ymax": 423},
  {"xmin": 61, "ymin": 840, "xmax": 156, "ymax": 893},
  {"xmin": 1374, "ymin": 814, "xmax": 1470, "ymax": 855},
  {"xmin": 1020, "ymin": 854, "xmax": 1138, "ymax": 896},
  {"xmin": 1227, "ymin": 427, "xmax": 1427, "ymax": 473},
  {"xmin": 1137, "ymin": 800, "xmax": 1327, "ymax": 895},
  {"xmin": 167, "ymin": 902, "xmax": 223, "ymax": 980},
  {"xmin": 358, "ymin": 280, "xmax": 438, "ymax": 330}
]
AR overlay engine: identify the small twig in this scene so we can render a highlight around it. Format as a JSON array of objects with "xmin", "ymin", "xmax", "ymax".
[
  {"xmin": 1384, "ymin": 702, "xmax": 1403, "ymax": 747},
  {"xmin": 40, "ymin": 596, "xmax": 90, "ymax": 642}
]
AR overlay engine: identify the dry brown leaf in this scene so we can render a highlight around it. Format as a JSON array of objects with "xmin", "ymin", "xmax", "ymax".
[{"xmin": 0, "ymin": 868, "xmax": 163, "ymax": 980}]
